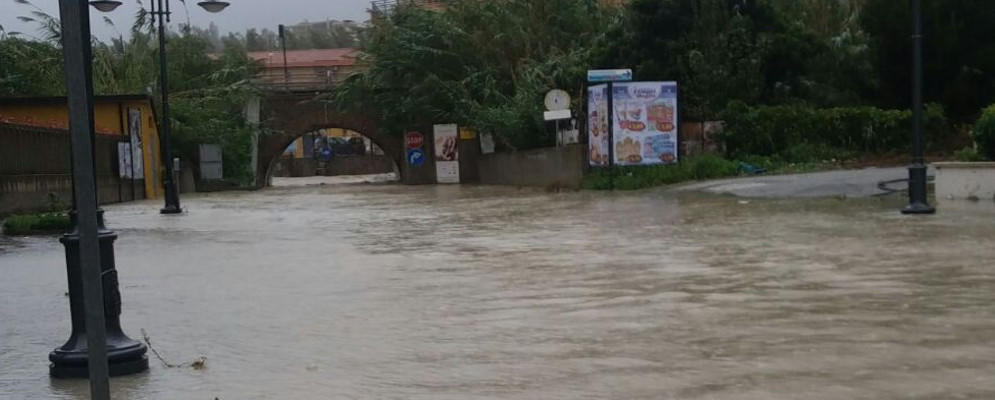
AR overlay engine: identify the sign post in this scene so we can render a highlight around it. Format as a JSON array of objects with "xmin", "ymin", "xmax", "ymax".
[
  {"xmin": 544, "ymin": 89, "xmax": 572, "ymax": 147},
  {"xmin": 405, "ymin": 131, "xmax": 425, "ymax": 168}
]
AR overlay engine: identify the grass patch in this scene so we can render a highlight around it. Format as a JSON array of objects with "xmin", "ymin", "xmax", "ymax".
[
  {"xmin": 2, "ymin": 213, "xmax": 72, "ymax": 236},
  {"xmin": 582, "ymin": 155, "xmax": 741, "ymax": 190}
]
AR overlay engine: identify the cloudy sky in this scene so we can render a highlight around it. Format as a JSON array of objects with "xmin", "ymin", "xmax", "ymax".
[{"xmin": 0, "ymin": 0, "xmax": 372, "ymax": 41}]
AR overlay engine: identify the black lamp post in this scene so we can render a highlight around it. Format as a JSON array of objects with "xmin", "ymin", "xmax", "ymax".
[
  {"xmin": 90, "ymin": 0, "xmax": 231, "ymax": 215},
  {"xmin": 903, "ymin": 0, "xmax": 936, "ymax": 215},
  {"xmin": 51, "ymin": 0, "xmax": 146, "ymax": 391}
]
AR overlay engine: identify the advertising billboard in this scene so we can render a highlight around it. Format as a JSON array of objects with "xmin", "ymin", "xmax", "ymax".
[
  {"xmin": 433, "ymin": 123, "xmax": 460, "ymax": 183},
  {"xmin": 611, "ymin": 82, "xmax": 679, "ymax": 165},
  {"xmin": 587, "ymin": 84, "xmax": 609, "ymax": 166}
]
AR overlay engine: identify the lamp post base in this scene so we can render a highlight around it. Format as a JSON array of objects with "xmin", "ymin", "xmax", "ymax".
[
  {"xmin": 51, "ymin": 211, "xmax": 149, "ymax": 379},
  {"xmin": 50, "ymin": 355, "xmax": 149, "ymax": 379},
  {"xmin": 902, "ymin": 202, "xmax": 936, "ymax": 215},
  {"xmin": 902, "ymin": 164, "xmax": 936, "ymax": 215},
  {"xmin": 159, "ymin": 205, "xmax": 182, "ymax": 215}
]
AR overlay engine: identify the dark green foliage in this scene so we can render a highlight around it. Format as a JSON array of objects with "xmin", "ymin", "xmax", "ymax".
[
  {"xmin": 582, "ymin": 155, "xmax": 740, "ymax": 190},
  {"xmin": 599, "ymin": 0, "xmax": 877, "ymax": 121},
  {"xmin": 2, "ymin": 213, "xmax": 71, "ymax": 236},
  {"xmin": 862, "ymin": 0, "xmax": 995, "ymax": 122},
  {"xmin": 720, "ymin": 102, "xmax": 948, "ymax": 159},
  {"xmin": 972, "ymin": 105, "xmax": 995, "ymax": 161},
  {"xmin": 953, "ymin": 146, "xmax": 983, "ymax": 162},
  {"xmin": 335, "ymin": 0, "xmax": 610, "ymax": 150}
]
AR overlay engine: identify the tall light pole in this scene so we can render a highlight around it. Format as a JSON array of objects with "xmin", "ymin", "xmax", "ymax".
[
  {"xmin": 903, "ymin": 0, "xmax": 936, "ymax": 215},
  {"xmin": 51, "ymin": 1, "xmax": 145, "ymax": 395},
  {"xmin": 90, "ymin": 0, "xmax": 231, "ymax": 215}
]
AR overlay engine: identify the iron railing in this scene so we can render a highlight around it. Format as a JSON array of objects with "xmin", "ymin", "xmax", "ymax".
[{"xmin": 250, "ymin": 71, "xmax": 352, "ymax": 92}]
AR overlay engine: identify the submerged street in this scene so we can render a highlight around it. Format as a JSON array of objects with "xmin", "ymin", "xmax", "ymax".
[{"xmin": 2, "ymin": 178, "xmax": 995, "ymax": 399}]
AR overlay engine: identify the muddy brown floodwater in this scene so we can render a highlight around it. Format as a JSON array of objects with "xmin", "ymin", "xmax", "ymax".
[{"xmin": 2, "ymin": 179, "xmax": 995, "ymax": 399}]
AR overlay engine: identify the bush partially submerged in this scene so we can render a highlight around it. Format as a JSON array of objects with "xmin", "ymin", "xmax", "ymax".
[
  {"xmin": 972, "ymin": 104, "xmax": 995, "ymax": 160},
  {"xmin": 720, "ymin": 102, "xmax": 948, "ymax": 159},
  {"xmin": 2, "ymin": 213, "xmax": 71, "ymax": 235},
  {"xmin": 582, "ymin": 155, "xmax": 740, "ymax": 191}
]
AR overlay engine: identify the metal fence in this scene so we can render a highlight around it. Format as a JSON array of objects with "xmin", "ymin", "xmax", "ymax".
[{"xmin": 250, "ymin": 71, "xmax": 343, "ymax": 92}]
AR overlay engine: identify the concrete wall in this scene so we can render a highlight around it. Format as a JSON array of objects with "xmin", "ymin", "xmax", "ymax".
[
  {"xmin": 1, "ymin": 123, "xmax": 144, "ymax": 217},
  {"xmin": 321, "ymin": 155, "xmax": 394, "ymax": 176},
  {"xmin": 477, "ymin": 145, "xmax": 585, "ymax": 189},
  {"xmin": 935, "ymin": 162, "xmax": 995, "ymax": 202}
]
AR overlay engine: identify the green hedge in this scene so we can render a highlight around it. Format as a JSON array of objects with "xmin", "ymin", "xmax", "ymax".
[
  {"xmin": 972, "ymin": 104, "xmax": 995, "ymax": 160},
  {"xmin": 583, "ymin": 155, "xmax": 740, "ymax": 191},
  {"xmin": 720, "ymin": 102, "xmax": 948, "ymax": 158},
  {"xmin": 2, "ymin": 213, "xmax": 72, "ymax": 236}
]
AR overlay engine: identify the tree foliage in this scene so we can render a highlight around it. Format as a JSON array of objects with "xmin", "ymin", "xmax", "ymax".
[
  {"xmin": 335, "ymin": 0, "xmax": 611, "ymax": 150},
  {"xmin": 862, "ymin": 0, "xmax": 995, "ymax": 121}
]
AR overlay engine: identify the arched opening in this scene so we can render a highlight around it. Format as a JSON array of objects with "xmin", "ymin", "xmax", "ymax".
[{"xmin": 264, "ymin": 127, "xmax": 400, "ymax": 187}]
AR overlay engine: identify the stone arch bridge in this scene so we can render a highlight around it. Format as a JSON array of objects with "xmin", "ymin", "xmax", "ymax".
[{"xmin": 256, "ymin": 93, "xmax": 402, "ymax": 186}]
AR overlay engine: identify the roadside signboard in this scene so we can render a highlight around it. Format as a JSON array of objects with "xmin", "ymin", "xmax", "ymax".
[
  {"xmin": 544, "ymin": 109, "xmax": 572, "ymax": 121},
  {"xmin": 611, "ymin": 82, "xmax": 679, "ymax": 165},
  {"xmin": 587, "ymin": 69, "xmax": 633, "ymax": 83},
  {"xmin": 587, "ymin": 84, "xmax": 609, "ymax": 166},
  {"xmin": 405, "ymin": 131, "xmax": 425, "ymax": 150},
  {"xmin": 407, "ymin": 148, "xmax": 425, "ymax": 167},
  {"xmin": 433, "ymin": 124, "xmax": 460, "ymax": 183}
]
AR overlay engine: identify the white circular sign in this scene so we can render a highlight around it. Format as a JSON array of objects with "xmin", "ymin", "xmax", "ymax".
[{"xmin": 544, "ymin": 89, "xmax": 571, "ymax": 111}]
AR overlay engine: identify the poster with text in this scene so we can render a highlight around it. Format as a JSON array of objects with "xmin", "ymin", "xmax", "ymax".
[
  {"xmin": 118, "ymin": 142, "xmax": 133, "ymax": 178},
  {"xmin": 611, "ymin": 82, "xmax": 679, "ymax": 165},
  {"xmin": 128, "ymin": 109, "xmax": 145, "ymax": 177},
  {"xmin": 434, "ymin": 123, "xmax": 460, "ymax": 184},
  {"xmin": 587, "ymin": 84, "xmax": 609, "ymax": 166}
]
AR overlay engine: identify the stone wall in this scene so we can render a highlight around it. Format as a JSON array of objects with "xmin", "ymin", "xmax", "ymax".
[
  {"xmin": 0, "ymin": 123, "xmax": 143, "ymax": 216},
  {"xmin": 477, "ymin": 145, "xmax": 585, "ymax": 189}
]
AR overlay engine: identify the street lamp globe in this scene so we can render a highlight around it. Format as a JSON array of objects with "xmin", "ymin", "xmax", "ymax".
[
  {"xmin": 89, "ymin": 0, "xmax": 123, "ymax": 12},
  {"xmin": 197, "ymin": 1, "xmax": 230, "ymax": 13}
]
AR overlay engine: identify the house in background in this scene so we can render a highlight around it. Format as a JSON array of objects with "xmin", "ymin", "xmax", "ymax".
[{"xmin": 0, "ymin": 95, "xmax": 164, "ymax": 215}]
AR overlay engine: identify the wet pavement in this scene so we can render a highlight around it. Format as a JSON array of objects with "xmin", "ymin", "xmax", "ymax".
[
  {"xmin": 678, "ymin": 167, "xmax": 923, "ymax": 198},
  {"xmin": 2, "ymin": 178, "xmax": 995, "ymax": 399}
]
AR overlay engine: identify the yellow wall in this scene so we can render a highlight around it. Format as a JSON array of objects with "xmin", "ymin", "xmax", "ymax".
[{"xmin": 0, "ymin": 98, "xmax": 164, "ymax": 200}]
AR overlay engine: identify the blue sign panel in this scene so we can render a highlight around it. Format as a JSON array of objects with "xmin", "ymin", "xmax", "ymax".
[
  {"xmin": 587, "ymin": 69, "xmax": 633, "ymax": 83},
  {"xmin": 407, "ymin": 148, "xmax": 425, "ymax": 167}
]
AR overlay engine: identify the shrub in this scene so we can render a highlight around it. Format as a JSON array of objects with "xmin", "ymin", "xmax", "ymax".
[
  {"xmin": 582, "ymin": 155, "xmax": 740, "ymax": 191},
  {"xmin": 972, "ymin": 104, "xmax": 995, "ymax": 160},
  {"xmin": 2, "ymin": 212, "xmax": 72, "ymax": 236},
  {"xmin": 720, "ymin": 102, "xmax": 948, "ymax": 160},
  {"xmin": 953, "ymin": 146, "xmax": 984, "ymax": 162}
]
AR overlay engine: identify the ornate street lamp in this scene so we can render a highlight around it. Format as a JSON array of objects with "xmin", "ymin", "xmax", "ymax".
[
  {"xmin": 903, "ymin": 0, "xmax": 936, "ymax": 214},
  {"xmin": 51, "ymin": 1, "xmax": 144, "ymax": 394},
  {"xmin": 90, "ymin": 0, "xmax": 232, "ymax": 215}
]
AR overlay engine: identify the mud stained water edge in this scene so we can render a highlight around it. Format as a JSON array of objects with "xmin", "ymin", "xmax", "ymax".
[{"xmin": 2, "ymin": 181, "xmax": 994, "ymax": 400}]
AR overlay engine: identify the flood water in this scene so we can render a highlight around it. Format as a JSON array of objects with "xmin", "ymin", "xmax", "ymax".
[{"xmin": 2, "ymin": 178, "xmax": 995, "ymax": 399}]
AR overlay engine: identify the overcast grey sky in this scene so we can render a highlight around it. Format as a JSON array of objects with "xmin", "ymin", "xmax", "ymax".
[{"xmin": 1, "ymin": 0, "xmax": 372, "ymax": 41}]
